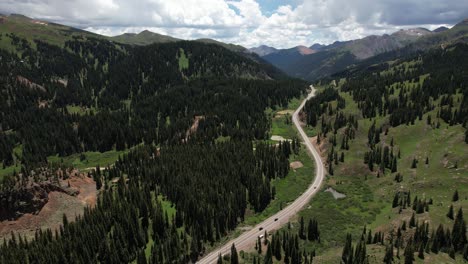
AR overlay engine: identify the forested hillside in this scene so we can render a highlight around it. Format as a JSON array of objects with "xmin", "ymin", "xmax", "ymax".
[
  {"xmin": 0, "ymin": 26, "xmax": 308, "ymax": 263},
  {"xmin": 261, "ymin": 19, "xmax": 468, "ymax": 81},
  {"xmin": 247, "ymin": 43, "xmax": 468, "ymax": 263}
]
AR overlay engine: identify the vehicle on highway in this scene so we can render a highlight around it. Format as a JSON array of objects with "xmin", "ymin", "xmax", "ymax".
[
  {"xmin": 259, "ymin": 227, "xmax": 263, "ymax": 231},
  {"xmin": 274, "ymin": 218, "xmax": 278, "ymax": 221}
]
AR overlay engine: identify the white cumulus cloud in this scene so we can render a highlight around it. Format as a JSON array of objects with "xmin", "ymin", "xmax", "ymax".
[{"xmin": 0, "ymin": 0, "xmax": 466, "ymax": 48}]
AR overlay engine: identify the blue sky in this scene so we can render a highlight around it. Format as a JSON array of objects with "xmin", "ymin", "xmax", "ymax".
[
  {"xmin": 256, "ymin": 0, "xmax": 298, "ymax": 15},
  {"xmin": 1, "ymin": 0, "xmax": 467, "ymax": 48}
]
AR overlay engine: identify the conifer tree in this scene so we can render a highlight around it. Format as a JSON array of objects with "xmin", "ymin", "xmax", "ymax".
[
  {"xmin": 137, "ymin": 251, "xmax": 147, "ymax": 264},
  {"xmin": 391, "ymin": 157, "xmax": 398, "ymax": 173},
  {"xmin": 383, "ymin": 244, "xmax": 393, "ymax": 264},
  {"xmin": 264, "ymin": 243, "xmax": 273, "ymax": 264},
  {"xmin": 392, "ymin": 192, "xmax": 400, "ymax": 208},
  {"xmin": 452, "ymin": 208, "xmax": 467, "ymax": 251},
  {"xmin": 404, "ymin": 240, "xmax": 414, "ymax": 264},
  {"xmin": 463, "ymin": 244, "xmax": 468, "ymax": 261},
  {"xmin": 299, "ymin": 216, "xmax": 306, "ymax": 239},
  {"xmin": 257, "ymin": 237, "xmax": 262, "ymax": 254},
  {"xmin": 342, "ymin": 234, "xmax": 353, "ymax": 263},
  {"xmin": 447, "ymin": 204, "xmax": 454, "ymax": 220},
  {"xmin": 418, "ymin": 243, "xmax": 424, "ymax": 259},
  {"xmin": 409, "ymin": 212, "xmax": 416, "ymax": 228},
  {"xmin": 452, "ymin": 190, "xmax": 459, "ymax": 202},
  {"xmin": 230, "ymin": 243, "xmax": 238, "ymax": 264}
]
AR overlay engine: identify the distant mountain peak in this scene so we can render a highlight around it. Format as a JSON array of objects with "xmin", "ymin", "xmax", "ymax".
[
  {"xmin": 295, "ymin": 45, "xmax": 315, "ymax": 55},
  {"xmin": 433, "ymin": 26, "xmax": 449, "ymax": 33},
  {"xmin": 392, "ymin": 27, "xmax": 432, "ymax": 37},
  {"xmin": 454, "ymin": 18, "xmax": 468, "ymax": 27},
  {"xmin": 309, "ymin": 43, "xmax": 325, "ymax": 50},
  {"xmin": 249, "ymin": 45, "xmax": 278, "ymax": 56},
  {"xmin": 139, "ymin": 30, "xmax": 154, "ymax": 35},
  {"xmin": 111, "ymin": 30, "xmax": 180, "ymax": 45}
]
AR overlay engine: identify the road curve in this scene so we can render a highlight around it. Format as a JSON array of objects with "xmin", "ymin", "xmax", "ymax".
[{"xmin": 197, "ymin": 86, "xmax": 325, "ymax": 264}]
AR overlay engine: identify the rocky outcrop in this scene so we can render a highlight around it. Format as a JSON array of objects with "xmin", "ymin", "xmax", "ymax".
[{"xmin": 0, "ymin": 181, "xmax": 79, "ymax": 221}]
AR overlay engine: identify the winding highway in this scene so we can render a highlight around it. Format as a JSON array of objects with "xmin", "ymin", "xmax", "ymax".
[{"xmin": 197, "ymin": 86, "xmax": 325, "ymax": 263}]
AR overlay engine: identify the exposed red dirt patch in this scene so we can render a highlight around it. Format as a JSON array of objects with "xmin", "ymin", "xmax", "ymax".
[
  {"xmin": 16, "ymin": 75, "xmax": 46, "ymax": 92},
  {"xmin": 0, "ymin": 174, "xmax": 97, "ymax": 240},
  {"xmin": 309, "ymin": 136, "xmax": 327, "ymax": 156},
  {"xmin": 185, "ymin": 115, "xmax": 204, "ymax": 141},
  {"xmin": 290, "ymin": 161, "xmax": 304, "ymax": 170}
]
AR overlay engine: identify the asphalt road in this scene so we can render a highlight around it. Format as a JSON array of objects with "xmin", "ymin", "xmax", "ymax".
[{"xmin": 197, "ymin": 86, "xmax": 325, "ymax": 263}]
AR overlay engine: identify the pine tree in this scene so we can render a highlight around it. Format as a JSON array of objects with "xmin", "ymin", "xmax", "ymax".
[
  {"xmin": 230, "ymin": 243, "xmax": 238, "ymax": 264},
  {"xmin": 307, "ymin": 219, "xmax": 314, "ymax": 241},
  {"xmin": 391, "ymin": 156, "xmax": 398, "ymax": 173},
  {"xmin": 257, "ymin": 236, "xmax": 262, "ymax": 254},
  {"xmin": 367, "ymin": 230, "xmax": 372, "ymax": 244},
  {"xmin": 299, "ymin": 216, "xmax": 306, "ymax": 239},
  {"xmin": 449, "ymin": 245, "xmax": 456, "ymax": 259},
  {"xmin": 342, "ymin": 234, "xmax": 352, "ymax": 263},
  {"xmin": 417, "ymin": 243, "xmax": 424, "ymax": 259},
  {"xmin": 217, "ymin": 254, "xmax": 223, "ymax": 264},
  {"xmin": 463, "ymin": 244, "xmax": 468, "ymax": 261},
  {"xmin": 411, "ymin": 158, "xmax": 417, "ymax": 169},
  {"xmin": 452, "ymin": 208, "xmax": 467, "ymax": 251},
  {"xmin": 383, "ymin": 244, "xmax": 393, "ymax": 264},
  {"xmin": 392, "ymin": 192, "xmax": 399, "ymax": 208},
  {"xmin": 307, "ymin": 218, "xmax": 319, "ymax": 241},
  {"xmin": 354, "ymin": 238, "xmax": 367, "ymax": 264},
  {"xmin": 452, "ymin": 190, "xmax": 459, "ymax": 202},
  {"xmin": 273, "ymin": 235, "xmax": 281, "ymax": 261},
  {"xmin": 404, "ymin": 240, "xmax": 414, "ymax": 264},
  {"xmin": 137, "ymin": 250, "xmax": 147, "ymax": 264},
  {"xmin": 447, "ymin": 204, "xmax": 454, "ymax": 220},
  {"xmin": 264, "ymin": 243, "xmax": 273, "ymax": 264},
  {"xmin": 409, "ymin": 212, "xmax": 416, "ymax": 228}
]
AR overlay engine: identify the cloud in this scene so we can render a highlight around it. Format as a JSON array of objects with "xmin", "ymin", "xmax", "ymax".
[{"xmin": 1, "ymin": 0, "xmax": 467, "ymax": 48}]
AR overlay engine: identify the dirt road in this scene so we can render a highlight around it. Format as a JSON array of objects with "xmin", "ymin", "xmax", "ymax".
[{"xmin": 197, "ymin": 86, "xmax": 325, "ymax": 263}]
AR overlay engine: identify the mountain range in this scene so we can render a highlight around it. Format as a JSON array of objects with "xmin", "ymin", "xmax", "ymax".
[
  {"xmin": 1, "ymin": 10, "xmax": 468, "ymax": 264},
  {"xmin": 1, "ymin": 13, "xmax": 467, "ymax": 82},
  {"xmin": 249, "ymin": 22, "xmax": 468, "ymax": 80}
]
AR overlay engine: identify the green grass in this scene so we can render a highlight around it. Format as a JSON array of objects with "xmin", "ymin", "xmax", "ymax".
[
  {"xmin": 0, "ymin": 144, "xmax": 23, "ymax": 179},
  {"xmin": 270, "ymin": 115, "xmax": 296, "ymax": 139},
  {"xmin": 256, "ymin": 80, "xmax": 468, "ymax": 262},
  {"xmin": 0, "ymin": 14, "xmax": 103, "ymax": 50},
  {"xmin": 178, "ymin": 48, "xmax": 189, "ymax": 71},
  {"xmin": 215, "ymin": 136, "xmax": 231, "ymax": 143},
  {"xmin": 1, "ymin": 145, "xmax": 128, "ymax": 179},
  {"xmin": 48, "ymin": 150, "xmax": 128, "ymax": 171},
  {"xmin": 65, "ymin": 105, "xmax": 96, "ymax": 116},
  {"xmin": 157, "ymin": 194, "xmax": 177, "ymax": 219},
  {"xmin": 0, "ymin": 163, "xmax": 21, "ymax": 180}
]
